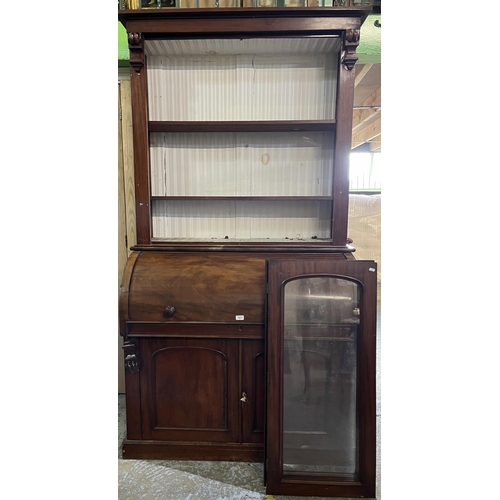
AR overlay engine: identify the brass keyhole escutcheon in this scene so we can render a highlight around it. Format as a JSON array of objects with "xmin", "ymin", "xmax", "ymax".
[{"xmin": 240, "ymin": 392, "xmax": 247, "ymax": 403}]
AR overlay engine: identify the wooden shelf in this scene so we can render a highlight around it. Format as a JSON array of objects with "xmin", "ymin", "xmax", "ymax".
[
  {"xmin": 151, "ymin": 196, "xmax": 333, "ymax": 201},
  {"xmin": 149, "ymin": 120, "xmax": 336, "ymax": 133},
  {"xmin": 150, "ymin": 238, "xmax": 332, "ymax": 242},
  {"xmin": 142, "ymin": 240, "xmax": 347, "ymax": 253}
]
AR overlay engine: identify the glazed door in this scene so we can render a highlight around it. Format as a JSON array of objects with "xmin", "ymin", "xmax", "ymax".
[{"xmin": 266, "ymin": 260, "xmax": 377, "ymax": 498}]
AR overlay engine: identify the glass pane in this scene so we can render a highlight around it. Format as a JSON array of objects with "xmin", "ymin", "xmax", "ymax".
[
  {"xmin": 283, "ymin": 277, "xmax": 359, "ymax": 474},
  {"xmin": 140, "ymin": 0, "xmax": 176, "ymax": 7}
]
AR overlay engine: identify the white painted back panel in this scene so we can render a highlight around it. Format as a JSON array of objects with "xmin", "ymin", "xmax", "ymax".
[
  {"xmin": 146, "ymin": 39, "xmax": 339, "ymax": 121},
  {"xmin": 150, "ymin": 132, "xmax": 333, "ymax": 197},
  {"xmin": 152, "ymin": 200, "xmax": 331, "ymax": 240},
  {"xmin": 145, "ymin": 38, "xmax": 340, "ymax": 57}
]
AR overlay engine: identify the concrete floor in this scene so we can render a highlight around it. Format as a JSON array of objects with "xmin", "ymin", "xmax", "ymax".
[{"xmin": 118, "ymin": 300, "xmax": 381, "ymax": 500}]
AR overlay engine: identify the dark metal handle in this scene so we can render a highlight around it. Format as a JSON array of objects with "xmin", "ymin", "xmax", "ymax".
[{"xmin": 163, "ymin": 306, "xmax": 176, "ymax": 318}]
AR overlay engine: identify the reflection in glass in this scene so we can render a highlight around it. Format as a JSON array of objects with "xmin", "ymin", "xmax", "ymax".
[
  {"xmin": 139, "ymin": 0, "xmax": 176, "ymax": 7},
  {"xmin": 283, "ymin": 277, "xmax": 359, "ymax": 474}
]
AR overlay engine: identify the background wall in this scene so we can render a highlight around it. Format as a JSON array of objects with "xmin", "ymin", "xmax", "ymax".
[{"xmin": 118, "ymin": 79, "xmax": 136, "ymax": 393}]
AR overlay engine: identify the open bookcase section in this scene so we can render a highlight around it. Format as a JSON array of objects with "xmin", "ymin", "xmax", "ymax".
[
  {"xmin": 151, "ymin": 198, "xmax": 332, "ymax": 240},
  {"xmin": 146, "ymin": 38, "xmax": 340, "ymax": 121},
  {"xmin": 146, "ymin": 37, "xmax": 341, "ymax": 244},
  {"xmin": 150, "ymin": 131, "xmax": 334, "ymax": 197}
]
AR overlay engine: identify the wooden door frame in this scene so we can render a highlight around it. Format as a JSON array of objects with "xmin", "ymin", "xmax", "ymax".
[{"xmin": 266, "ymin": 259, "xmax": 377, "ymax": 498}]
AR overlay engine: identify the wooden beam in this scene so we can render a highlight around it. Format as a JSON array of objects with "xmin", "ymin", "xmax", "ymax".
[
  {"xmin": 351, "ymin": 117, "xmax": 381, "ymax": 149},
  {"xmin": 352, "ymin": 107, "xmax": 380, "ymax": 131},
  {"xmin": 357, "ymin": 86, "xmax": 381, "ymax": 107},
  {"xmin": 352, "ymin": 86, "xmax": 381, "ymax": 131},
  {"xmin": 355, "ymin": 64, "xmax": 373, "ymax": 88},
  {"xmin": 120, "ymin": 80, "xmax": 137, "ymax": 252},
  {"xmin": 369, "ymin": 134, "xmax": 381, "ymax": 151}
]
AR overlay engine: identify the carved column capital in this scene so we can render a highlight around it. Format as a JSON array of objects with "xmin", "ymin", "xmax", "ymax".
[
  {"xmin": 128, "ymin": 32, "xmax": 145, "ymax": 74},
  {"xmin": 123, "ymin": 338, "xmax": 140, "ymax": 374},
  {"xmin": 342, "ymin": 29, "xmax": 360, "ymax": 71}
]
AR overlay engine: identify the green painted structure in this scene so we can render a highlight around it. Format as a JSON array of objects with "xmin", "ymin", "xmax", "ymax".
[
  {"xmin": 117, "ymin": 13, "xmax": 381, "ymax": 66},
  {"xmin": 118, "ymin": 22, "xmax": 130, "ymax": 67},
  {"xmin": 356, "ymin": 14, "xmax": 381, "ymax": 64}
]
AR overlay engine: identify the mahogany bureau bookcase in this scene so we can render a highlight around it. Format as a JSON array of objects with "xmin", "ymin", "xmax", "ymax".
[{"xmin": 118, "ymin": 6, "xmax": 377, "ymax": 498}]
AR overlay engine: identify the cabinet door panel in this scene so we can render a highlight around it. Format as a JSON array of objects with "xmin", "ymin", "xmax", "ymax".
[
  {"xmin": 154, "ymin": 347, "xmax": 227, "ymax": 429},
  {"xmin": 140, "ymin": 338, "xmax": 239, "ymax": 443}
]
